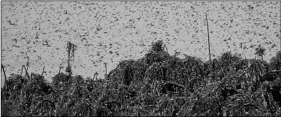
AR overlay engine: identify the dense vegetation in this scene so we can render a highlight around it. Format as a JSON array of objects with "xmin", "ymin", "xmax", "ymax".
[{"xmin": 2, "ymin": 40, "xmax": 281, "ymax": 116}]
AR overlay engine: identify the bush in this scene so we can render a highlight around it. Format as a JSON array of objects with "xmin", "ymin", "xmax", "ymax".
[{"xmin": 2, "ymin": 40, "xmax": 281, "ymax": 116}]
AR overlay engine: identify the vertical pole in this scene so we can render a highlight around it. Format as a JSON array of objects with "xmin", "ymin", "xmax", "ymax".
[
  {"xmin": 66, "ymin": 42, "xmax": 73, "ymax": 76},
  {"xmin": 67, "ymin": 42, "xmax": 71, "ymax": 75},
  {"xmin": 41, "ymin": 66, "xmax": 45, "ymax": 76},
  {"xmin": 58, "ymin": 66, "xmax": 63, "ymax": 80},
  {"xmin": 104, "ymin": 63, "xmax": 107, "ymax": 78},
  {"xmin": 206, "ymin": 13, "xmax": 212, "ymax": 70},
  {"xmin": 20, "ymin": 65, "xmax": 24, "ymax": 76},
  {"xmin": 26, "ymin": 57, "xmax": 29, "ymax": 72},
  {"xmin": 2, "ymin": 64, "xmax": 7, "ymax": 84}
]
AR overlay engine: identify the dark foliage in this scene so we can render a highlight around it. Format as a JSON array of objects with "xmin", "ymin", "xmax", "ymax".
[{"xmin": 2, "ymin": 41, "xmax": 281, "ymax": 116}]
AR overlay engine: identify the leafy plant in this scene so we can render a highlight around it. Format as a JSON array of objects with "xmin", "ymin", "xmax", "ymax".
[
  {"xmin": 255, "ymin": 44, "xmax": 266, "ymax": 61},
  {"xmin": 2, "ymin": 40, "xmax": 281, "ymax": 116}
]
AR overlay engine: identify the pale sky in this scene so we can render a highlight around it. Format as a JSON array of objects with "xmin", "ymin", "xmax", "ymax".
[{"xmin": 1, "ymin": 1, "xmax": 280, "ymax": 83}]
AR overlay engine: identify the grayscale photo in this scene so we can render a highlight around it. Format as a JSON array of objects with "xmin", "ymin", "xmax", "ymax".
[{"xmin": 1, "ymin": 1, "xmax": 281, "ymax": 116}]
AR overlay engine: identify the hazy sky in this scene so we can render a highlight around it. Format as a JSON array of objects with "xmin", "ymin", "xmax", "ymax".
[{"xmin": 1, "ymin": 1, "xmax": 280, "ymax": 83}]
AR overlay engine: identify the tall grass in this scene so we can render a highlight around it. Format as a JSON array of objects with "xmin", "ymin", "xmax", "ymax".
[{"xmin": 1, "ymin": 40, "xmax": 281, "ymax": 116}]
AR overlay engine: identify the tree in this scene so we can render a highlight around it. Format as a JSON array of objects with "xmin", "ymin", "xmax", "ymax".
[{"xmin": 255, "ymin": 44, "xmax": 266, "ymax": 61}]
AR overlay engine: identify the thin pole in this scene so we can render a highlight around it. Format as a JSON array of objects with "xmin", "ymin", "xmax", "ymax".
[
  {"xmin": 1, "ymin": 64, "xmax": 7, "ymax": 84},
  {"xmin": 67, "ymin": 42, "xmax": 71, "ymax": 75},
  {"xmin": 26, "ymin": 57, "xmax": 29, "ymax": 71},
  {"xmin": 104, "ymin": 63, "xmax": 107, "ymax": 78},
  {"xmin": 41, "ymin": 66, "xmax": 45, "ymax": 76},
  {"xmin": 206, "ymin": 13, "xmax": 212, "ymax": 70},
  {"xmin": 58, "ymin": 66, "xmax": 63, "ymax": 81},
  {"xmin": 20, "ymin": 65, "xmax": 24, "ymax": 76}
]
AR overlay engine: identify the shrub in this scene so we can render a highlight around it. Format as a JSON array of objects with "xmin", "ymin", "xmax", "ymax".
[{"xmin": 2, "ymin": 41, "xmax": 281, "ymax": 116}]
